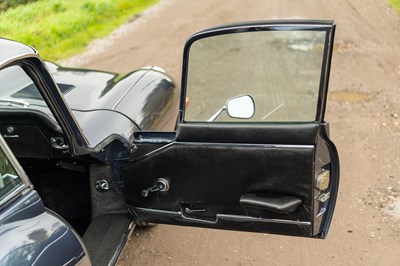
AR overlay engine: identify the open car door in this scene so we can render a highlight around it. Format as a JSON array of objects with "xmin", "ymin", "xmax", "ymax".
[{"xmin": 123, "ymin": 20, "xmax": 339, "ymax": 238}]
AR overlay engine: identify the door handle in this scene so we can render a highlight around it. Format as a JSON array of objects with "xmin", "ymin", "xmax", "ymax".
[
  {"xmin": 141, "ymin": 178, "xmax": 169, "ymax": 197},
  {"xmin": 3, "ymin": 134, "xmax": 19, "ymax": 138},
  {"xmin": 184, "ymin": 207, "xmax": 206, "ymax": 214}
]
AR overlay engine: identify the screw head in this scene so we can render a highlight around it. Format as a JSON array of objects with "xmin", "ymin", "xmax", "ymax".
[{"xmin": 6, "ymin": 126, "xmax": 14, "ymax": 134}]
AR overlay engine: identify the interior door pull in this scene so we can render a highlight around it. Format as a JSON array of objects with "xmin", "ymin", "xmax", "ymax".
[
  {"xmin": 240, "ymin": 193, "xmax": 302, "ymax": 213},
  {"xmin": 184, "ymin": 207, "xmax": 206, "ymax": 214}
]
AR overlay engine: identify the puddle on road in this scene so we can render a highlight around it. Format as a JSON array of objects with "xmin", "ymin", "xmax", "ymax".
[
  {"xmin": 385, "ymin": 197, "xmax": 400, "ymax": 219},
  {"xmin": 329, "ymin": 91, "xmax": 371, "ymax": 103}
]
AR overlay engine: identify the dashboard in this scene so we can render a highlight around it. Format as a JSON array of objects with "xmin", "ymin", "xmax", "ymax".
[{"xmin": 0, "ymin": 109, "xmax": 69, "ymax": 159}]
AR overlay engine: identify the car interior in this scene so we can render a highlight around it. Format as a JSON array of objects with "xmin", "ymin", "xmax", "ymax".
[
  {"xmin": 0, "ymin": 65, "xmax": 131, "ymax": 266},
  {"xmin": 1, "ymin": 115, "xmax": 131, "ymax": 265}
]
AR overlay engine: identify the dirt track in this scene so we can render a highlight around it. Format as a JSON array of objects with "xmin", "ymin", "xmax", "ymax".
[{"xmin": 64, "ymin": 0, "xmax": 400, "ymax": 265}]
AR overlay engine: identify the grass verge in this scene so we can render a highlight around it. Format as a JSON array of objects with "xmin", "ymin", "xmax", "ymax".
[
  {"xmin": 0, "ymin": 0, "xmax": 159, "ymax": 61},
  {"xmin": 390, "ymin": 0, "xmax": 400, "ymax": 13},
  {"xmin": 0, "ymin": 0, "xmax": 38, "ymax": 11}
]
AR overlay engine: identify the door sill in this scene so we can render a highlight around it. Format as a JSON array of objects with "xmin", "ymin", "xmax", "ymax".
[{"xmin": 82, "ymin": 214, "xmax": 134, "ymax": 266}]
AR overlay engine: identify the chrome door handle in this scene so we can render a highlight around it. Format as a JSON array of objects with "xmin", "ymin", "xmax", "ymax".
[
  {"xmin": 184, "ymin": 207, "xmax": 206, "ymax": 214},
  {"xmin": 3, "ymin": 135, "xmax": 19, "ymax": 138}
]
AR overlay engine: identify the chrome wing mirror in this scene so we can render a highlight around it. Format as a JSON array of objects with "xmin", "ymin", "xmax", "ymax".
[{"xmin": 208, "ymin": 94, "xmax": 255, "ymax": 122}]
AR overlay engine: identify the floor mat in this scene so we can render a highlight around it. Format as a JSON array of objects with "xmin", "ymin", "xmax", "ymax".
[{"xmin": 38, "ymin": 170, "xmax": 91, "ymax": 235}]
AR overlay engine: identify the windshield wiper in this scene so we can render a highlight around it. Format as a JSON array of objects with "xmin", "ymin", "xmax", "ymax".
[{"xmin": 0, "ymin": 99, "xmax": 30, "ymax": 108}]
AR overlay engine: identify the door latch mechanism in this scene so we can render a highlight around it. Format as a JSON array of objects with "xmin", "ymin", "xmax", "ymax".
[
  {"xmin": 141, "ymin": 178, "xmax": 169, "ymax": 197},
  {"xmin": 95, "ymin": 179, "xmax": 110, "ymax": 193}
]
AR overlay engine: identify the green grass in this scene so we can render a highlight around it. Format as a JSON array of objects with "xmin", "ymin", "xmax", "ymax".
[
  {"xmin": 0, "ymin": 0, "xmax": 38, "ymax": 11},
  {"xmin": 0, "ymin": 0, "xmax": 159, "ymax": 61},
  {"xmin": 390, "ymin": 0, "xmax": 400, "ymax": 13}
]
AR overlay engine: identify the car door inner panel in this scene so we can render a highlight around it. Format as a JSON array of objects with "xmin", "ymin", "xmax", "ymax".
[{"xmin": 123, "ymin": 123, "xmax": 338, "ymax": 238}]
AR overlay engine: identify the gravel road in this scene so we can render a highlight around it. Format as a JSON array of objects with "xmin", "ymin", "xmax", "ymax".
[{"xmin": 64, "ymin": 0, "xmax": 400, "ymax": 265}]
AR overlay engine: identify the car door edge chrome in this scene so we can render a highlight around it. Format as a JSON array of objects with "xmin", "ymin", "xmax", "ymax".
[
  {"xmin": 133, "ymin": 207, "xmax": 311, "ymax": 226},
  {"xmin": 217, "ymin": 214, "xmax": 311, "ymax": 225}
]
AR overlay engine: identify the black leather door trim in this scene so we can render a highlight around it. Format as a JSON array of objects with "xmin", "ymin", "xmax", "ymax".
[
  {"xmin": 176, "ymin": 123, "xmax": 319, "ymax": 144},
  {"xmin": 132, "ymin": 141, "xmax": 313, "ymax": 163},
  {"xmin": 123, "ymin": 123, "xmax": 326, "ymax": 237}
]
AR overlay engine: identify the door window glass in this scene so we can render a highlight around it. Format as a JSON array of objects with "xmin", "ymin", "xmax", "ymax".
[{"xmin": 185, "ymin": 30, "xmax": 327, "ymax": 122}]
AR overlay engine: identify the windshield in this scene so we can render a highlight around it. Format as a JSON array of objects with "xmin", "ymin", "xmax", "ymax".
[{"xmin": 0, "ymin": 65, "xmax": 55, "ymax": 118}]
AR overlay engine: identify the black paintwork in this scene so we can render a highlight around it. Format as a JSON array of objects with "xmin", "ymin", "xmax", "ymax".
[
  {"xmin": 47, "ymin": 63, "xmax": 178, "ymax": 132},
  {"xmin": 0, "ymin": 43, "xmax": 179, "ymax": 155},
  {"xmin": 49, "ymin": 63, "xmax": 179, "ymax": 152},
  {"xmin": 0, "ymin": 190, "xmax": 88, "ymax": 265}
]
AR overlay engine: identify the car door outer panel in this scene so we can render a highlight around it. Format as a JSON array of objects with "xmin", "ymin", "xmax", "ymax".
[
  {"xmin": 0, "ymin": 190, "xmax": 89, "ymax": 266},
  {"xmin": 313, "ymin": 123, "xmax": 340, "ymax": 237},
  {"xmin": 123, "ymin": 123, "xmax": 339, "ymax": 238}
]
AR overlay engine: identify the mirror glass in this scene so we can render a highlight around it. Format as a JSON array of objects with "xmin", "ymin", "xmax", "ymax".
[
  {"xmin": 226, "ymin": 95, "xmax": 254, "ymax": 119},
  {"xmin": 184, "ymin": 29, "xmax": 327, "ymax": 122}
]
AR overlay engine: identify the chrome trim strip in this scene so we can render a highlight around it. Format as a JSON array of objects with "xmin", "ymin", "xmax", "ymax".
[
  {"xmin": 134, "ymin": 207, "xmax": 311, "ymax": 226},
  {"xmin": 0, "ymin": 184, "xmax": 30, "ymax": 208},
  {"xmin": 3, "ymin": 135, "xmax": 19, "ymax": 138},
  {"xmin": 217, "ymin": 214, "xmax": 311, "ymax": 226},
  {"xmin": 135, "ymin": 207, "xmax": 217, "ymax": 224},
  {"xmin": 0, "ymin": 47, "xmax": 38, "ymax": 70},
  {"xmin": 315, "ymin": 207, "xmax": 326, "ymax": 219},
  {"xmin": 177, "ymin": 142, "xmax": 314, "ymax": 149},
  {"xmin": 208, "ymin": 23, "xmax": 332, "ymax": 33},
  {"xmin": 133, "ymin": 142, "xmax": 175, "ymax": 162}
]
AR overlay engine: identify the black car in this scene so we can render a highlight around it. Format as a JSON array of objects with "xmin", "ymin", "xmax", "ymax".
[{"xmin": 0, "ymin": 20, "xmax": 339, "ymax": 266}]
